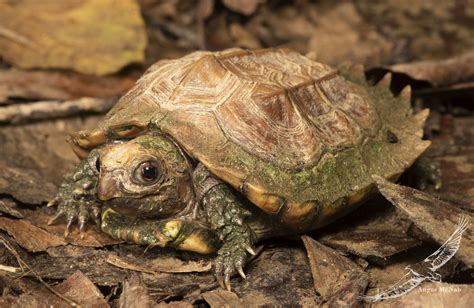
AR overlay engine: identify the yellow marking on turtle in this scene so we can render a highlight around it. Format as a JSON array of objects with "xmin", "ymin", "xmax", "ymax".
[
  {"xmin": 162, "ymin": 220, "xmax": 182, "ymax": 239},
  {"xmin": 176, "ymin": 233, "xmax": 217, "ymax": 254}
]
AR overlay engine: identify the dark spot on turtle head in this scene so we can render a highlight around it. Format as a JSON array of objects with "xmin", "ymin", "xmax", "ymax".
[{"xmin": 386, "ymin": 130, "xmax": 398, "ymax": 143}]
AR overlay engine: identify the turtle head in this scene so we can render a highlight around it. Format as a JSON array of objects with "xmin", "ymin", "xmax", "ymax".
[{"xmin": 96, "ymin": 134, "xmax": 195, "ymax": 218}]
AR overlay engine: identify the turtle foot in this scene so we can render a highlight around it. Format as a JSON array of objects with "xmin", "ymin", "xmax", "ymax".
[
  {"xmin": 48, "ymin": 149, "xmax": 102, "ymax": 237},
  {"xmin": 215, "ymin": 232, "xmax": 255, "ymax": 291}
]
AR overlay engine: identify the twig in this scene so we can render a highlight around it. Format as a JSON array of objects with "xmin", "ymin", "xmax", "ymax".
[
  {"xmin": 0, "ymin": 235, "xmax": 80, "ymax": 307},
  {"xmin": 0, "ymin": 97, "xmax": 115, "ymax": 124},
  {"xmin": 0, "ymin": 264, "xmax": 20, "ymax": 273}
]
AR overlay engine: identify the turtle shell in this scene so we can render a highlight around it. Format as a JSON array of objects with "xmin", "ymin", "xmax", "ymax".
[{"xmin": 71, "ymin": 48, "xmax": 430, "ymax": 231}]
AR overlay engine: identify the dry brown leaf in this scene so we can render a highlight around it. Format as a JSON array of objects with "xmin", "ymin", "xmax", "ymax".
[
  {"xmin": 54, "ymin": 271, "xmax": 109, "ymax": 308},
  {"xmin": 222, "ymin": 0, "xmax": 265, "ymax": 16},
  {"xmin": 119, "ymin": 272, "xmax": 155, "ymax": 308},
  {"xmin": 301, "ymin": 235, "xmax": 367, "ymax": 299},
  {"xmin": 373, "ymin": 176, "xmax": 474, "ymax": 267},
  {"xmin": 0, "ymin": 0, "xmax": 146, "ymax": 75},
  {"xmin": 316, "ymin": 204, "xmax": 420, "ymax": 264},
  {"xmin": 0, "ymin": 217, "xmax": 66, "ymax": 252},
  {"xmin": 372, "ymin": 51, "xmax": 474, "ymax": 88},
  {"xmin": 202, "ymin": 289, "xmax": 241, "ymax": 307},
  {"xmin": 0, "ymin": 198, "xmax": 23, "ymax": 218},
  {"xmin": 0, "ymin": 69, "xmax": 136, "ymax": 102}
]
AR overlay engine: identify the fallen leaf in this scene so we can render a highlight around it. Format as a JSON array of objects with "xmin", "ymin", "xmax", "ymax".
[
  {"xmin": 369, "ymin": 51, "xmax": 474, "ymax": 88},
  {"xmin": 0, "ymin": 198, "xmax": 24, "ymax": 218},
  {"xmin": 55, "ymin": 271, "xmax": 109, "ymax": 308},
  {"xmin": 0, "ymin": 0, "xmax": 146, "ymax": 75},
  {"xmin": 373, "ymin": 176, "xmax": 474, "ymax": 267},
  {"xmin": 202, "ymin": 289, "xmax": 241, "ymax": 307},
  {"xmin": 119, "ymin": 272, "xmax": 154, "ymax": 307},
  {"xmin": 323, "ymin": 271, "xmax": 368, "ymax": 307},
  {"xmin": 301, "ymin": 235, "xmax": 367, "ymax": 299},
  {"xmin": 0, "ymin": 217, "xmax": 66, "ymax": 252},
  {"xmin": 232, "ymin": 247, "xmax": 321, "ymax": 306},
  {"xmin": 316, "ymin": 203, "xmax": 421, "ymax": 265}
]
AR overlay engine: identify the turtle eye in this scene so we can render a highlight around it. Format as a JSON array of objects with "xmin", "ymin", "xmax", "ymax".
[{"xmin": 133, "ymin": 160, "xmax": 164, "ymax": 185}]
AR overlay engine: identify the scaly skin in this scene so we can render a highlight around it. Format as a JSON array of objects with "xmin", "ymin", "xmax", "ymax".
[
  {"xmin": 100, "ymin": 208, "xmax": 221, "ymax": 254},
  {"xmin": 48, "ymin": 148, "xmax": 102, "ymax": 237},
  {"xmin": 193, "ymin": 163, "xmax": 256, "ymax": 290}
]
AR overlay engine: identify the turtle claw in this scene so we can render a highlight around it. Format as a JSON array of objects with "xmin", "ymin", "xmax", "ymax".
[
  {"xmin": 64, "ymin": 214, "xmax": 76, "ymax": 237},
  {"xmin": 47, "ymin": 210, "xmax": 65, "ymax": 225},
  {"xmin": 47, "ymin": 199, "xmax": 58, "ymax": 208},
  {"xmin": 224, "ymin": 269, "xmax": 232, "ymax": 291},
  {"xmin": 245, "ymin": 245, "xmax": 256, "ymax": 256},
  {"xmin": 215, "ymin": 235, "xmax": 255, "ymax": 290},
  {"xmin": 237, "ymin": 266, "xmax": 246, "ymax": 279}
]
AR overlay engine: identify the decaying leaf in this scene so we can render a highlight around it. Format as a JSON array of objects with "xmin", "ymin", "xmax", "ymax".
[
  {"xmin": 373, "ymin": 176, "xmax": 474, "ymax": 267},
  {"xmin": 0, "ymin": 198, "xmax": 23, "ymax": 218},
  {"xmin": 119, "ymin": 272, "xmax": 155, "ymax": 308},
  {"xmin": 0, "ymin": 0, "xmax": 146, "ymax": 75},
  {"xmin": 316, "ymin": 203, "xmax": 421, "ymax": 264},
  {"xmin": 232, "ymin": 247, "xmax": 320, "ymax": 306},
  {"xmin": 369, "ymin": 51, "xmax": 474, "ymax": 88},
  {"xmin": 301, "ymin": 235, "xmax": 367, "ymax": 300},
  {"xmin": 0, "ymin": 217, "xmax": 66, "ymax": 252},
  {"xmin": 202, "ymin": 289, "xmax": 241, "ymax": 307},
  {"xmin": 54, "ymin": 271, "xmax": 109, "ymax": 308}
]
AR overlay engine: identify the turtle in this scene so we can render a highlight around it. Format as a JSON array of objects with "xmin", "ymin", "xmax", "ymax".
[{"xmin": 48, "ymin": 48, "xmax": 438, "ymax": 290}]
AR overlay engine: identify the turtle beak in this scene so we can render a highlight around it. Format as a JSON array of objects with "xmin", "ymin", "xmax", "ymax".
[{"xmin": 97, "ymin": 174, "xmax": 120, "ymax": 201}]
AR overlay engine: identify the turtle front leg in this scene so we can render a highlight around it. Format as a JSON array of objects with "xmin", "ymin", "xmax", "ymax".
[
  {"xmin": 48, "ymin": 148, "xmax": 102, "ymax": 237},
  {"xmin": 101, "ymin": 208, "xmax": 221, "ymax": 254},
  {"xmin": 193, "ymin": 164, "xmax": 257, "ymax": 290}
]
